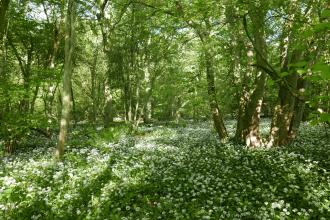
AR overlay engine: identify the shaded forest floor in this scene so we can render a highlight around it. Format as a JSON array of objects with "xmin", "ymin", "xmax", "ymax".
[{"xmin": 0, "ymin": 120, "xmax": 330, "ymax": 219}]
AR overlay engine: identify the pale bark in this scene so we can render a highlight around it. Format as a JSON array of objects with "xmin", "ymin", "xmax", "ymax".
[
  {"xmin": 143, "ymin": 68, "xmax": 153, "ymax": 123},
  {"xmin": 143, "ymin": 46, "xmax": 153, "ymax": 124},
  {"xmin": 55, "ymin": 0, "xmax": 76, "ymax": 159},
  {"xmin": 103, "ymin": 79, "xmax": 114, "ymax": 127}
]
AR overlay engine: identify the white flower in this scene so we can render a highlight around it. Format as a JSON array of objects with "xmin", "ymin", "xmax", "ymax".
[
  {"xmin": 271, "ymin": 202, "xmax": 281, "ymax": 209},
  {"xmin": 0, "ymin": 204, "xmax": 5, "ymax": 210},
  {"xmin": 2, "ymin": 176, "xmax": 16, "ymax": 186}
]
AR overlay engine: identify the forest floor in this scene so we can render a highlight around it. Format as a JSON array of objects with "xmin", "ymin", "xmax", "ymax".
[{"xmin": 0, "ymin": 120, "xmax": 330, "ymax": 219}]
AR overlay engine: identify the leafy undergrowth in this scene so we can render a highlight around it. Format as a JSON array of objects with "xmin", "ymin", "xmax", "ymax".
[{"xmin": 0, "ymin": 121, "xmax": 329, "ymax": 219}]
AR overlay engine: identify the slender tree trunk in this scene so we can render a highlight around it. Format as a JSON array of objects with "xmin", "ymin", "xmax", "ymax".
[
  {"xmin": 30, "ymin": 85, "xmax": 40, "ymax": 114},
  {"xmin": 142, "ymin": 37, "xmax": 152, "ymax": 124},
  {"xmin": 134, "ymin": 82, "xmax": 140, "ymax": 122},
  {"xmin": 124, "ymin": 70, "xmax": 132, "ymax": 122},
  {"xmin": 0, "ymin": 0, "xmax": 9, "ymax": 81},
  {"xmin": 96, "ymin": 0, "xmax": 115, "ymax": 126},
  {"xmin": 0, "ymin": 0, "xmax": 10, "ymax": 42},
  {"xmin": 204, "ymin": 49, "xmax": 228, "ymax": 140},
  {"xmin": 90, "ymin": 49, "xmax": 98, "ymax": 124},
  {"xmin": 55, "ymin": 0, "xmax": 76, "ymax": 159},
  {"xmin": 45, "ymin": 15, "xmax": 63, "ymax": 119},
  {"xmin": 70, "ymin": 84, "xmax": 76, "ymax": 124},
  {"xmin": 103, "ymin": 79, "xmax": 114, "ymax": 128},
  {"xmin": 143, "ymin": 63, "xmax": 153, "ymax": 123}
]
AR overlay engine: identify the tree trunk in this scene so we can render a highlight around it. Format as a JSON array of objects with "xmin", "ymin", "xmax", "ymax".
[
  {"xmin": 143, "ymin": 61, "xmax": 153, "ymax": 124},
  {"xmin": 103, "ymin": 80, "xmax": 114, "ymax": 128},
  {"xmin": 235, "ymin": 9, "xmax": 267, "ymax": 147},
  {"xmin": 0, "ymin": 0, "xmax": 9, "ymax": 81},
  {"xmin": 144, "ymin": 84, "xmax": 152, "ymax": 123},
  {"xmin": 269, "ymin": 74, "xmax": 298, "ymax": 146},
  {"xmin": 124, "ymin": 71, "xmax": 132, "ymax": 122},
  {"xmin": 134, "ymin": 81, "xmax": 140, "ymax": 122},
  {"xmin": 0, "ymin": 0, "xmax": 10, "ymax": 42},
  {"xmin": 288, "ymin": 78, "xmax": 308, "ymax": 140},
  {"xmin": 267, "ymin": 1, "xmax": 318, "ymax": 147},
  {"xmin": 268, "ymin": 46, "xmax": 303, "ymax": 147},
  {"xmin": 267, "ymin": 22, "xmax": 305, "ymax": 146},
  {"xmin": 204, "ymin": 49, "xmax": 228, "ymax": 140},
  {"xmin": 90, "ymin": 49, "xmax": 98, "ymax": 124},
  {"xmin": 44, "ymin": 14, "xmax": 63, "ymax": 119},
  {"xmin": 30, "ymin": 85, "xmax": 40, "ymax": 114},
  {"xmin": 70, "ymin": 84, "xmax": 76, "ymax": 124},
  {"xmin": 55, "ymin": 0, "xmax": 76, "ymax": 159},
  {"xmin": 96, "ymin": 0, "xmax": 115, "ymax": 126}
]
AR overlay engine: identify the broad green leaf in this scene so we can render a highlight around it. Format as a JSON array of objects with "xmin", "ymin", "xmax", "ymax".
[
  {"xmin": 313, "ymin": 63, "xmax": 330, "ymax": 80},
  {"xmin": 321, "ymin": 9, "xmax": 330, "ymax": 18}
]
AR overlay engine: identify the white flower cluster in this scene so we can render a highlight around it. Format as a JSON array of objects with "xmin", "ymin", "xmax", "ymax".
[{"xmin": 0, "ymin": 120, "xmax": 329, "ymax": 219}]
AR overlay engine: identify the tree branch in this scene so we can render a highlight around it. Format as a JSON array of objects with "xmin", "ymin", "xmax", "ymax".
[{"xmin": 243, "ymin": 14, "xmax": 305, "ymax": 101}]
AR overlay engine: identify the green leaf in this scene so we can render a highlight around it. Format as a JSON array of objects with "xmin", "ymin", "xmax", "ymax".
[
  {"xmin": 321, "ymin": 9, "xmax": 330, "ymax": 18},
  {"xmin": 279, "ymin": 71, "xmax": 290, "ymax": 77},
  {"xmin": 302, "ymin": 28, "xmax": 314, "ymax": 37},
  {"xmin": 297, "ymin": 69, "xmax": 306, "ymax": 75},
  {"xmin": 308, "ymin": 75, "xmax": 322, "ymax": 82},
  {"xmin": 320, "ymin": 113, "xmax": 330, "ymax": 123},
  {"xmin": 313, "ymin": 22, "xmax": 330, "ymax": 32},
  {"xmin": 267, "ymin": 80, "xmax": 274, "ymax": 87},
  {"xmin": 290, "ymin": 61, "xmax": 307, "ymax": 68},
  {"xmin": 313, "ymin": 63, "xmax": 330, "ymax": 80},
  {"xmin": 309, "ymin": 119, "xmax": 320, "ymax": 126}
]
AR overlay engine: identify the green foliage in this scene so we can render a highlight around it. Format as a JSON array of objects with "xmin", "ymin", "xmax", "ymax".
[
  {"xmin": 0, "ymin": 122, "xmax": 329, "ymax": 219},
  {"xmin": 0, "ymin": 0, "xmax": 329, "ymax": 218},
  {"xmin": 313, "ymin": 62, "xmax": 330, "ymax": 80}
]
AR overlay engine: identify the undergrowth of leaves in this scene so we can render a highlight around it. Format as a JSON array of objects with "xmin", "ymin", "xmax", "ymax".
[{"xmin": 0, "ymin": 121, "xmax": 329, "ymax": 219}]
